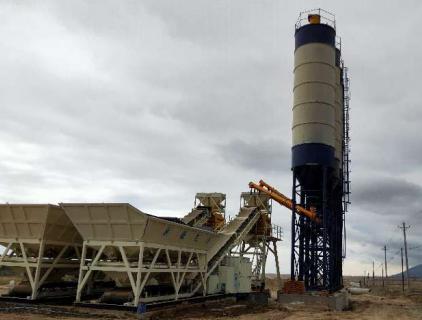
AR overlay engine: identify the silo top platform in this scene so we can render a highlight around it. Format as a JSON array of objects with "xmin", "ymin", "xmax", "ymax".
[
  {"xmin": 0, "ymin": 204, "xmax": 81, "ymax": 243},
  {"xmin": 60, "ymin": 203, "xmax": 218, "ymax": 251}
]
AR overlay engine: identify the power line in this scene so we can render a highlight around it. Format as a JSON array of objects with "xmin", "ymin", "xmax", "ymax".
[
  {"xmin": 409, "ymin": 244, "xmax": 422, "ymax": 250},
  {"xmin": 388, "ymin": 248, "xmax": 401, "ymax": 262},
  {"xmin": 366, "ymin": 221, "xmax": 419, "ymax": 285}
]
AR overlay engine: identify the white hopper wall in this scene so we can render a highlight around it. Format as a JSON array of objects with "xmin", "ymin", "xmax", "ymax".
[
  {"xmin": 0, "ymin": 204, "xmax": 82, "ymax": 249},
  {"xmin": 59, "ymin": 203, "xmax": 148, "ymax": 242},
  {"xmin": 60, "ymin": 203, "xmax": 219, "ymax": 258},
  {"xmin": 143, "ymin": 215, "xmax": 217, "ymax": 251}
]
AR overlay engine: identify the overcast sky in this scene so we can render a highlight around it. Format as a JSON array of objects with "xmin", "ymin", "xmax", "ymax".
[{"xmin": 1, "ymin": 0, "xmax": 421, "ymax": 276}]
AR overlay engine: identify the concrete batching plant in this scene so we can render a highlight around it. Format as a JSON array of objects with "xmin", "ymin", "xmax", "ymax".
[{"xmin": 0, "ymin": 9, "xmax": 350, "ymax": 313}]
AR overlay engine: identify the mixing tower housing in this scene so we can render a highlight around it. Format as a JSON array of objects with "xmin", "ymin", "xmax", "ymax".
[{"xmin": 291, "ymin": 10, "xmax": 350, "ymax": 292}]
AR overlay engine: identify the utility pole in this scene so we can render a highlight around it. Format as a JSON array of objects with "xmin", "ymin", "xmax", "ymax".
[
  {"xmin": 401, "ymin": 247, "xmax": 405, "ymax": 292},
  {"xmin": 399, "ymin": 222, "xmax": 410, "ymax": 288},
  {"xmin": 383, "ymin": 245, "xmax": 388, "ymax": 279},
  {"xmin": 382, "ymin": 265, "xmax": 384, "ymax": 287},
  {"xmin": 372, "ymin": 260, "xmax": 375, "ymax": 286},
  {"xmin": 363, "ymin": 270, "xmax": 366, "ymax": 286}
]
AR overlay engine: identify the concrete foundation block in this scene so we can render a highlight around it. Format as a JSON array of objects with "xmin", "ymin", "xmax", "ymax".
[{"xmin": 277, "ymin": 289, "xmax": 349, "ymax": 311}]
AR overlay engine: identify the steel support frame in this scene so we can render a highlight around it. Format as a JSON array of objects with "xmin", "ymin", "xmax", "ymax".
[
  {"xmin": 291, "ymin": 167, "xmax": 343, "ymax": 292},
  {"xmin": 0, "ymin": 238, "xmax": 81, "ymax": 300},
  {"xmin": 231, "ymin": 239, "xmax": 266, "ymax": 285},
  {"xmin": 76, "ymin": 240, "xmax": 208, "ymax": 305},
  {"xmin": 231, "ymin": 236, "xmax": 282, "ymax": 291},
  {"xmin": 266, "ymin": 240, "xmax": 283, "ymax": 291}
]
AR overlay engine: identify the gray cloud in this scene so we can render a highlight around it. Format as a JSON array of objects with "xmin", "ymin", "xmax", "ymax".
[
  {"xmin": 216, "ymin": 138, "xmax": 290, "ymax": 173},
  {"xmin": 352, "ymin": 176, "xmax": 422, "ymax": 226}
]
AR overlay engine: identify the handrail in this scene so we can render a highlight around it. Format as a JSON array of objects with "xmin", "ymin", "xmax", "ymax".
[{"xmin": 295, "ymin": 8, "xmax": 336, "ymax": 30}]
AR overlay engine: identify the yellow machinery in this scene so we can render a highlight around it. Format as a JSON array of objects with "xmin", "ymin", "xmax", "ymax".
[
  {"xmin": 248, "ymin": 180, "xmax": 320, "ymax": 224},
  {"xmin": 194, "ymin": 193, "xmax": 226, "ymax": 231}
]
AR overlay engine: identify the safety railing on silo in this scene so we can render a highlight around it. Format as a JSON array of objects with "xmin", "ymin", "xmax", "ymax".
[{"xmin": 295, "ymin": 8, "xmax": 336, "ymax": 30}]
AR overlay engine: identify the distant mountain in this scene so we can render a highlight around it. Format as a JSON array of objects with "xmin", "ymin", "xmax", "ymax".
[{"xmin": 393, "ymin": 264, "xmax": 422, "ymax": 278}]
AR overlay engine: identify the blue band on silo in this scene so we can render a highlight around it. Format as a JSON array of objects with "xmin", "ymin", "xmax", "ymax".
[
  {"xmin": 292, "ymin": 143, "xmax": 335, "ymax": 168},
  {"xmin": 295, "ymin": 24, "xmax": 335, "ymax": 50}
]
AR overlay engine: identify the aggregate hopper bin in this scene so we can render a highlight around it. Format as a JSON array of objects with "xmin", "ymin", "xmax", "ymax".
[
  {"xmin": 0, "ymin": 204, "xmax": 82, "ymax": 299},
  {"xmin": 60, "ymin": 203, "xmax": 219, "ymax": 305}
]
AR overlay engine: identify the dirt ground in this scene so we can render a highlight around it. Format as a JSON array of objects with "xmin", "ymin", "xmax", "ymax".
[{"xmin": 0, "ymin": 278, "xmax": 421, "ymax": 320}]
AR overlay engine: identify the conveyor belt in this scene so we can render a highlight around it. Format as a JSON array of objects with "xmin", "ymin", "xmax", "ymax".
[
  {"xmin": 182, "ymin": 208, "xmax": 210, "ymax": 227},
  {"xmin": 207, "ymin": 207, "xmax": 261, "ymax": 272}
]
